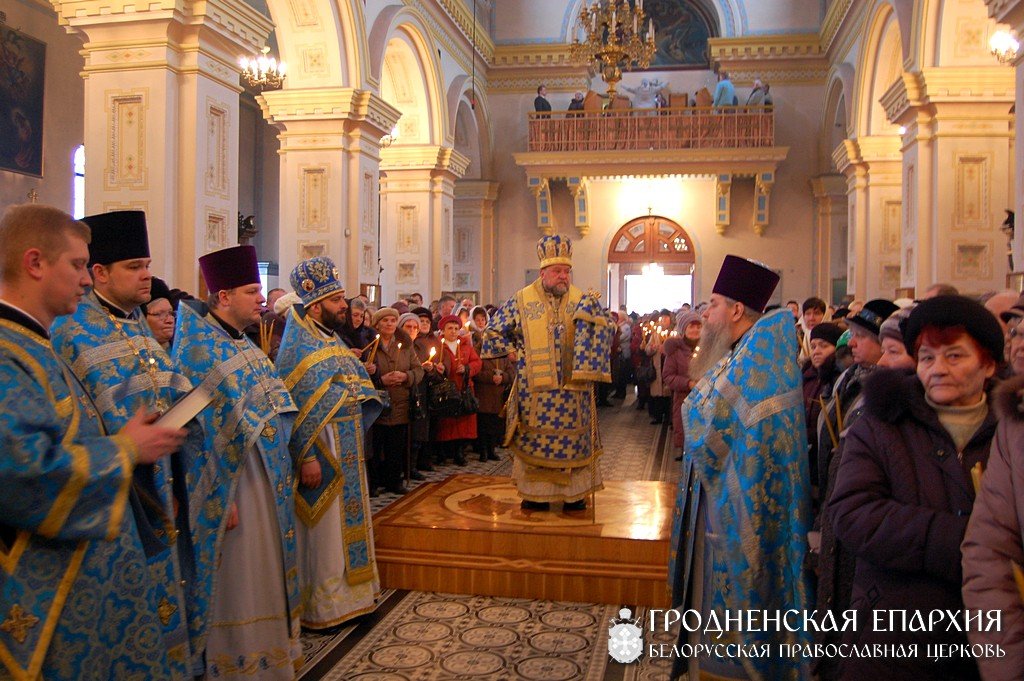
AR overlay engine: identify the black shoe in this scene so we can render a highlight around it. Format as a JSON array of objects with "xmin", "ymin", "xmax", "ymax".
[
  {"xmin": 410, "ymin": 470, "xmax": 426, "ymax": 481},
  {"xmin": 674, "ymin": 455, "xmax": 683, "ymax": 461},
  {"xmin": 563, "ymin": 499, "xmax": 587, "ymax": 511},
  {"xmin": 386, "ymin": 485, "xmax": 408, "ymax": 495},
  {"xmin": 454, "ymin": 453, "xmax": 467, "ymax": 466},
  {"xmin": 520, "ymin": 500, "xmax": 550, "ymax": 511},
  {"xmin": 479, "ymin": 453, "xmax": 488, "ymax": 462},
  {"xmin": 487, "ymin": 451, "xmax": 500, "ymax": 461},
  {"xmin": 417, "ymin": 463, "xmax": 434, "ymax": 472},
  {"xmin": 370, "ymin": 486, "xmax": 380, "ymax": 498}
]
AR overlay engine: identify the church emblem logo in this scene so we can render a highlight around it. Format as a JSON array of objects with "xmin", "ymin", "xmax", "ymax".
[{"xmin": 607, "ymin": 607, "xmax": 643, "ymax": 663}]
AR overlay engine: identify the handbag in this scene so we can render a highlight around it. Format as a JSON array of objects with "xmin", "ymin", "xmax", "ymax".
[
  {"xmin": 376, "ymin": 389, "xmax": 392, "ymax": 417},
  {"xmin": 635, "ymin": 358, "xmax": 656, "ymax": 384},
  {"xmin": 460, "ymin": 367, "xmax": 479, "ymax": 415},
  {"xmin": 428, "ymin": 379, "xmax": 464, "ymax": 418}
]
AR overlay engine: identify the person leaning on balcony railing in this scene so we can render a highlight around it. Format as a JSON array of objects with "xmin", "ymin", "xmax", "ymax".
[
  {"xmin": 533, "ymin": 84, "xmax": 552, "ymax": 115},
  {"xmin": 712, "ymin": 71, "xmax": 735, "ymax": 110}
]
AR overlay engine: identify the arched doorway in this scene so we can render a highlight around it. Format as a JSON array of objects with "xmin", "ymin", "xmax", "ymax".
[{"xmin": 608, "ymin": 215, "xmax": 695, "ymax": 313}]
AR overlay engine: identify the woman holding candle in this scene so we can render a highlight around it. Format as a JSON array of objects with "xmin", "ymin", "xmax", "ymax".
[
  {"xmin": 434, "ymin": 314, "xmax": 482, "ymax": 465},
  {"xmin": 401, "ymin": 311, "xmax": 433, "ymax": 479},
  {"xmin": 368, "ymin": 307, "xmax": 424, "ymax": 495},
  {"xmin": 341, "ymin": 296, "xmax": 376, "ymax": 355},
  {"xmin": 413, "ymin": 307, "xmax": 443, "ymax": 470}
]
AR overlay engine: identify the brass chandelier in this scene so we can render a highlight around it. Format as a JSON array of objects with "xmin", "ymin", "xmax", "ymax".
[
  {"xmin": 240, "ymin": 46, "xmax": 287, "ymax": 91},
  {"xmin": 570, "ymin": 0, "xmax": 657, "ymax": 99}
]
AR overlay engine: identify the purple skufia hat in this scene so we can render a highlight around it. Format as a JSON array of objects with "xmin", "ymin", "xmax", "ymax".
[
  {"xmin": 711, "ymin": 255, "xmax": 780, "ymax": 313},
  {"xmin": 199, "ymin": 245, "xmax": 260, "ymax": 294}
]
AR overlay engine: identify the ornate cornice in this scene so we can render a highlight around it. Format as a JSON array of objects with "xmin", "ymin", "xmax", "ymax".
[
  {"xmin": 821, "ymin": 0, "xmax": 855, "ymax": 55},
  {"xmin": 513, "ymin": 147, "xmax": 789, "ymax": 179},
  {"xmin": 835, "ymin": 135, "xmax": 901, "ymax": 172},
  {"xmin": 919, "ymin": 67, "xmax": 1015, "ymax": 100},
  {"xmin": 492, "ymin": 43, "xmax": 573, "ymax": 68},
  {"xmin": 809, "ymin": 173, "xmax": 848, "ymax": 198},
  {"xmin": 708, "ymin": 34, "xmax": 829, "ymax": 84},
  {"xmin": 985, "ymin": 0, "xmax": 1024, "ymax": 30},
  {"xmin": 431, "ymin": 0, "xmax": 494, "ymax": 63}
]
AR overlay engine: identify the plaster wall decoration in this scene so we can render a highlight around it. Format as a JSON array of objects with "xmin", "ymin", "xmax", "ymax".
[
  {"xmin": 362, "ymin": 173, "xmax": 374, "ymax": 235},
  {"xmin": 954, "ymin": 153, "xmax": 991, "ymax": 230},
  {"xmin": 454, "ymin": 272, "xmax": 471, "ymax": 288},
  {"xmin": 396, "ymin": 261, "xmax": 419, "ymax": 284},
  {"xmin": 881, "ymin": 263, "xmax": 901, "ymax": 291},
  {"xmin": 905, "ymin": 246, "xmax": 915, "ymax": 279},
  {"xmin": 443, "ymin": 207, "xmax": 452, "ymax": 258},
  {"xmin": 205, "ymin": 100, "xmax": 230, "ymax": 199},
  {"xmin": 299, "ymin": 166, "xmax": 329, "ymax": 232},
  {"xmin": 397, "ymin": 205, "xmax": 420, "ymax": 253},
  {"xmin": 104, "ymin": 50, "xmax": 149, "ymax": 63},
  {"xmin": 102, "ymin": 200, "xmax": 148, "ymax": 212},
  {"xmin": 443, "ymin": 263, "xmax": 451, "ymax": 286},
  {"xmin": 953, "ymin": 241, "xmax": 992, "ymax": 279},
  {"xmin": 454, "ymin": 225, "xmax": 471, "ymax": 264},
  {"xmin": 105, "ymin": 89, "xmax": 148, "ymax": 191},
  {"xmin": 301, "ymin": 45, "xmax": 328, "ymax": 75},
  {"xmin": 955, "ymin": 18, "xmax": 988, "ymax": 59},
  {"xmin": 399, "ymin": 116, "xmax": 420, "ymax": 139},
  {"xmin": 287, "ymin": 0, "xmax": 321, "ymax": 29},
  {"xmin": 204, "ymin": 209, "xmax": 229, "ymax": 252},
  {"xmin": 362, "ymin": 242, "xmax": 375, "ymax": 279},
  {"xmin": 299, "ymin": 240, "xmax": 328, "ymax": 260},
  {"xmin": 882, "ymin": 199, "xmax": 901, "ymax": 254}
]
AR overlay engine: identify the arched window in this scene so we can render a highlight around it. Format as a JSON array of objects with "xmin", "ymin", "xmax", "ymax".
[{"xmin": 72, "ymin": 145, "xmax": 85, "ymax": 219}]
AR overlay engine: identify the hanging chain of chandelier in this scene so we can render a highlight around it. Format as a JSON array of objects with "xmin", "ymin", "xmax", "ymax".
[
  {"xmin": 240, "ymin": 46, "xmax": 287, "ymax": 91},
  {"xmin": 569, "ymin": 0, "xmax": 656, "ymax": 98}
]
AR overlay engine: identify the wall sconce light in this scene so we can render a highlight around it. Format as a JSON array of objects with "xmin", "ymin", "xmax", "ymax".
[
  {"xmin": 990, "ymin": 29, "xmax": 1019, "ymax": 65},
  {"xmin": 380, "ymin": 124, "xmax": 400, "ymax": 148}
]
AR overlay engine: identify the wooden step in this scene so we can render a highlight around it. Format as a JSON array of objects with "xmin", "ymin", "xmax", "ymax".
[{"xmin": 373, "ymin": 474, "xmax": 673, "ymax": 607}]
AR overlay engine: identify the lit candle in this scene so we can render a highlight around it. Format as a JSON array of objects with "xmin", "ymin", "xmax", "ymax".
[
  {"xmin": 649, "ymin": 18, "xmax": 655, "ymax": 41},
  {"xmin": 429, "ymin": 346, "xmax": 437, "ymax": 359},
  {"xmin": 611, "ymin": 9, "xmax": 616, "ymax": 28},
  {"xmin": 592, "ymin": 10, "xmax": 597, "ymax": 32},
  {"xmin": 397, "ymin": 342, "xmax": 402, "ymax": 350}
]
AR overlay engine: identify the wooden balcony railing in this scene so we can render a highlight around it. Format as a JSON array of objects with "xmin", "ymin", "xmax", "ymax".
[{"xmin": 526, "ymin": 106, "xmax": 775, "ymax": 153}]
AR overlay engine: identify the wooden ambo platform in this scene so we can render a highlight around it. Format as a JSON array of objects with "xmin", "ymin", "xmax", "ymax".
[{"xmin": 373, "ymin": 474, "xmax": 673, "ymax": 607}]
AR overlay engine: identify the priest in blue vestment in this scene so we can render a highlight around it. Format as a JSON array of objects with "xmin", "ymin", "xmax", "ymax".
[
  {"xmin": 669, "ymin": 255, "xmax": 812, "ymax": 681},
  {"xmin": 173, "ymin": 245, "xmax": 301, "ymax": 679},
  {"xmin": 276, "ymin": 257, "xmax": 383, "ymax": 629},
  {"xmin": 0, "ymin": 204, "xmax": 186, "ymax": 680},
  {"xmin": 51, "ymin": 210, "xmax": 196, "ymax": 678}
]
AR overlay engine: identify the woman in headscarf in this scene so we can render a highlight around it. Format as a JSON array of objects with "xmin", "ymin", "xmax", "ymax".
[{"xmin": 661, "ymin": 311, "xmax": 701, "ymax": 457}]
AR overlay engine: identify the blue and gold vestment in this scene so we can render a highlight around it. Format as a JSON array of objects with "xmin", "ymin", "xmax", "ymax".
[
  {"xmin": 51, "ymin": 291, "xmax": 195, "ymax": 677},
  {"xmin": 482, "ymin": 280, "xmax": 613, "ymax": 500},
  {"xmin": 0, "ymin": 308, "xmax": 173, "ymax": 680},
  {"xmin": 276, "ymin": 306, "xmax": 381, "ymax": 577},
  {"xmin": 669, "ymin": 309, "xmax": 811, "ymax": 681},
  {"xmin": 170, "ymin": 301, "xmax": 299, "ymax": 670}
]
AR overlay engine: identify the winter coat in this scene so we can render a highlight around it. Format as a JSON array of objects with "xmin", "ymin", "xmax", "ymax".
[
  {"xmin": 662, "ymin": 336, "xmax": 696, "ymax": 449},
  {"xmin": 410, "ymin": 335, "xmax": 440, "ymax": 441},
  {"xmin": 828, "ymin": 369, "xmax": 996, "ymax": 680},
  {"xmin": 803, "ymin": 353, "xmax": 841, "ymax": 493},
  {"xmin": 962, "ymin": 376, "xmax": 1024, "ymax": 681},
  {"xmin": 370, "ymin": 330, "xmax": 424, "ymax": 426},
  {"xmin": 436, "ymin": 338, "xmax": 482, "ymax": 441},
  {"xmin": 643, "ymin": 333, "xmax": 669, "ymax": 397},
  {"xmin": 473, "ymin": 354, "xmax": 513, "ymax": 415}
]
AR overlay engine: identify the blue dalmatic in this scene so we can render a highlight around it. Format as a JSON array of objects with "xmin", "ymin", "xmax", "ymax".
[
  {"xmin": 171, "ymin": 302, "xmax": 300, "ymax": 668},
  {"xmin": 0, "ymin": 315, "xmax": 173, "ymax": 680},
  {"xmin": 669, "ymin": 309, "xmax": 812, "ymax": 681},
  {"xmin": 52, "ymin": 290, "xmax": 196, "ymax": 678},
  {"xmin": 275, "ymin": 306, "xmax": 382, "ymax": 582}
]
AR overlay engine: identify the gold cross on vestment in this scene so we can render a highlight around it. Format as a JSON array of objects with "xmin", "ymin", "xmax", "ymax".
[{"xmin": 1, "ymin": 604, "xmax": 40, "ymax": 644}]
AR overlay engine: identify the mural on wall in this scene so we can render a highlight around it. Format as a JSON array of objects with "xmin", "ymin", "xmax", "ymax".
[
  {"xmin": 0, "ymin": 26, "xmax": 45, "ymax": 176},
  {"xmin": 643, "ymin": 0, "xmax": 712, "ymax": 69}
]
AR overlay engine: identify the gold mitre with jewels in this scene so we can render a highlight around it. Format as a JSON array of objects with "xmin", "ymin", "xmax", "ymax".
[{"xmin": 537, "ymin": 234, "xmax": 573, "ymax": 268}]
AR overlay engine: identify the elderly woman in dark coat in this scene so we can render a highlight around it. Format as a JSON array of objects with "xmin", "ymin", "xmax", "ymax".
[
  {"xmin": 661, "ymin": 312, "xmax": 701, "ymax": 454},
  {"xmin": 962, "ymin": 374, "xmax": 1024, "ymax": 681},
  {"xmin": 828, "ymin": 296, "xmax": 1003, "ymax": 680}
]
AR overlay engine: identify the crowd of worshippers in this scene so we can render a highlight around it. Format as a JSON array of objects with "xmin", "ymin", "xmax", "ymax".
[
  {"xmin": 10, "ymin": 200, "xmax": 1024, "ymax": 681},
  {"xmin": 633, "ymin": 276, "xmax": 1024, "ymax": 680}
]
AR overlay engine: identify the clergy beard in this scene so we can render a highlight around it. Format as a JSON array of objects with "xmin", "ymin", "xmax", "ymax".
[
  {"xmin": 689, "ymin": 318, "xmax": 733, "ymax": 381},
  {"xmin": 542, "ymin": 282, "xmax": 568, "ymax": 297},
  {"xmin": 319, "ymin": 307, "xmax": 347, "ymax": 334}
]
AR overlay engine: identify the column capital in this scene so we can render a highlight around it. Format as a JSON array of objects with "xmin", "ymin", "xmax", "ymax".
[
  {"xmin": 380, "ymin": 145, "xmax": 471, "ymax": 181},
  {"xmin": 809, "ymin": 173, "xmax": 848, "ymax": 198},
  {"xmin": 259, "ymin": 88, "xmax": 402, "ymax": 140}
]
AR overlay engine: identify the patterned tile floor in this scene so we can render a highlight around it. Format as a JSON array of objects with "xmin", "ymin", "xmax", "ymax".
[{"xmin": 298, "ymin": 395, "xmax": 682, "ymax": 680}]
